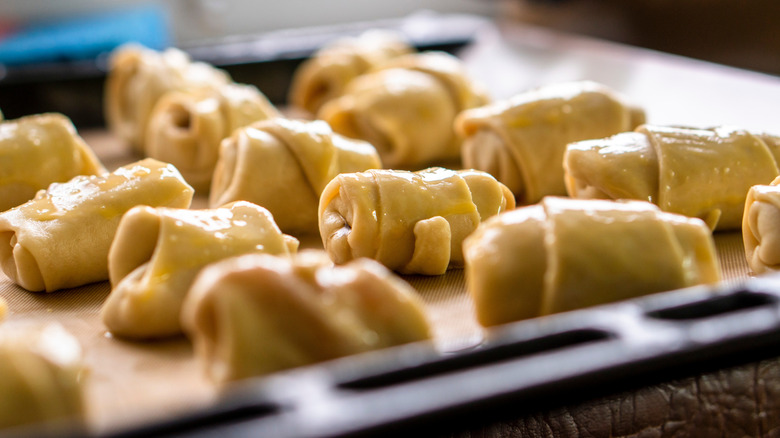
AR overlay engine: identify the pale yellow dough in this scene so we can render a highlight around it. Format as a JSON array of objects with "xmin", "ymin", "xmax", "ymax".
[
  {"xmin": 0, "ymin": 113, "xmax": 106, "ymax": 212},
  {"xmin": 564, "ymin": 125, "xmax": 780, "ymax": 230},
  {"xmin": 288, "ymin": 30, "xmax": 413, "ymax": 115},
  {"xmin": 463, "ymin": 197, "xmax": 721, "ymax": 327},
  {"xmin": 742, "ymin": 176, "xmax": 780, "ymax": 274},
  {"xmin": 319, "ymin": 51, "xmax": 489, "ymax": 169},
  {"xmin": 145, "ymin": 83, "xmax": 279, "ymax": 193},
  {"xmin": 456, "ymin": 81, "xmax": 645, "ymax": 204},
  {"xmin": 102, "ymin": 201, "xmax": 299, "ymax": 339},
  {"xmin": 181, "ymin": 250, "xmax": 432, "ymax": 382},
  {"xmin": 0, "ymin": 297, "xmax": 6, "ymax": 322},
  {"xmin": 104, "ymin": 45, "xmax": 230, "ymax": 153},
  {"xmin": 319, "ymin": 167, "xmax": 516, "ymax": 275},
  {"xmin": 0, "ymin": 158, "xmax": 194, "ymax": 292},
  {"xmin": 209, "ymin": 118, "xmax": 381, "ymax": 235},
  {"xmin": 0, "ymin": 324, "xmax": 85, "ymax": 431}
]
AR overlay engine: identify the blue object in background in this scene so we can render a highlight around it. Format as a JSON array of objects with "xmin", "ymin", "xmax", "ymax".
[{"xmin": 0, "ymin": 4, "xmax": 171, "ymax": 65}]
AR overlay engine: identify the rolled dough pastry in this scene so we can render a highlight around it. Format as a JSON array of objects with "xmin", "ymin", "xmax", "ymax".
[
  {"xmin": 288, "ymin": 30, "xmax": 413, "ymax": 115},
  {"xmin": 319, "ymin": 167, "xmax": 515, "ymax": 275},
  {"xmin": 564, "ymin": 125, "xmax": 780, "ymax": 230},
  {"xmin": 181, "ymin": 250, "xmax": 432, "ymax": 382},
  {"xmin": 319, "ymin": 51, "xmax": 489, "ymax": 169},
  {"xmin": 463, "ymin": 197, "xmax": 721, "ymax": 327},
  {"xmin": 0, "ymin": 158, "xmax": 194, "ymax": 292},
  {"xmin": 0, "ymin": 113, "xmax": 106, "ymax": 212},
  {"xmin": 456, "ymin": 81, "xmax": 645, "ymax": 205},
  {"xmin": 104, "ymin": 44, "xmax": 230, "ymax": 153},
  {"xmin": 743, "ymin": 176, "xmax": 780, "ymax": 274},
  {"xmin": 0, "ymin": 324, "xmax": 85, "ymax": 431},
  {"xmin": 209, "ymin": 118, "xmax": 381, "ymax": 235},
  {"xmin": 145, "ymin": 83, "xmax": 280, "ymax": 192},
  {"xmin": 102, "ymin": 201, "xmax": 299, "ymax": 339}
]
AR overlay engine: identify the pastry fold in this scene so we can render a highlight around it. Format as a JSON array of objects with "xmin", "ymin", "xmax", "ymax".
[
  {"xmin": 288, "ymin": 30, "xmax": 413, "ymax": 115},
  {"xmin": 0, "ymin": 324, "xmax": 85, "ymax": 431},
  {"xmin": 456, "ymin": 81, "xmax": 645, "ymax": 204},
  {"xmin": 181, "ymin": 250, "xmax": 432, "ymax": 382},
  {"xmin": 0, "ymin": 113, "xmax": 106, "ymax": 212},
  {"xmin": 102, "ymin": 201, "xmax": 299, "ymax": 339},
  {"xmin": 319, "ymin": 167, "xmax": 515, "ymax": 275},
  {"xmin": 564, "ymin": 125, "xmax": 780, "ymax": 230},
  {"xmin": 210, "ymin": 118, "xmax": 381, "ymax": 234},
  {"xmin": 0, "ymin": 158, "xmax": 194, "ymax": 292},
  {"xmin": 319, "ymin": 52, "xmax": 489, "ymax": 169},
  {"xmin": 145, "ymin": 83, "xmax": 280, "ymax": 192},
  {"xmin": 104, "ymin": 45, "xmax": 230, "ymax": 153},
  {"xmin": 463, "ymin": 197, "xmax": 721, "ymax": 327},
  {"xmin": 743, "ymin": 176, "xmax": 780, "ymax": 274}
]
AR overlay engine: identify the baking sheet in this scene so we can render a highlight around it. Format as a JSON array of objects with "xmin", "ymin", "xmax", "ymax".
[
  {"xmin": 0, "ymin": 18, "xmax": 772, "ymax": 434},
  {"xmin": 0, "ymin": 125, "xmax": 753, "ymax": 433}
]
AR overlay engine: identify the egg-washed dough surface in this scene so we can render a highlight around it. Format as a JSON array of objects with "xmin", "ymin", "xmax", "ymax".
[{"xmin": 0, "ymin": 130, "xmax": 755, "ymax": 434}]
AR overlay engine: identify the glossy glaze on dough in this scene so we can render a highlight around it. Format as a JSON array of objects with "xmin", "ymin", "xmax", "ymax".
[
  {"xmin": 456, "ymin": 81, "xmax": 645, "ymax": 204},
  {"xmin": 210, "ymin": 118, "xmax": 381, "ymax": 235},
  {"xmin": 104, "ymin": 45, "xmax": 230, "ymax": 153},
  {"xmin": 0, "ymin": 113, "xmax": 106, "ymax": 212},
  {"xmin": 463, "ymin": 197, "xmax": 720, "ymax": 327},
  {"xmin": 102, "ymin": 201, "xmax": 298, "ymax": 339},
  {"xmin": 145, "ymin": 83, "xmax": 279, "ymax": 192},
  {"xmin": 288, "ymin": 30, "xmax": 413, "ymax": 115},
  {"xmin": 0, "ymin": 158, "xmax": 194, "ymax": 292},
  {"xmin": 319, "ymin": 167, "xmax": 515, "ymax": 275},
  {"xmin": 0, "ymin": 324, "xmax": 85, "ymax": 431},
  {"xmin": 565, "ymin": 125, "xmax": 780, "ymax": 230},
  {"xmin": 319, "ymin": 51, "xmax": 489, "ymax": 169},
  {"xmin": 181, "ymin": 250, "xmax": 432, "ymax": 382}
]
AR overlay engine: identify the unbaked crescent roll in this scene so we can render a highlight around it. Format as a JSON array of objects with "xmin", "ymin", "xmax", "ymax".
[
  {"xmin": 288, "ymin": 30, "xmax": 413, "ymax": 115},
  {"xmin": 463, "ymin": 197, "xmax": 721, "ymax": 327},
  {"xmin": 456, "ymin": 81, "xmax": 645, "ymax": 204},
  {"xmin": 0, "ymin": 324, "xmax": 85, "ymax": 431},
  {"xmin": 210, "ymin": 118, "xmax": 381, "ymax": 235},
  {"xmin": 145, "ymin": 83, "xmax": 280, "ymax": 192},
  {"xmin": 0, "ymin": 158, "xmax": 194, "ymax": 292},
  {"xmin": 181, "ymin": 250, "xmax": 432, "ymax": 382},
  {"xmin": 319, "ymin": 167, "xmax": 515, "ymax": 275},
  {"xmin": 742, "ymin": 176, "xmax": 780, "ymax": 274},
  {"xmin": 564, "ymin": 125, "xmax": 780, "ymax": 230},
  {"xmin": 104, "ymin": 44, "xmax": 230, "ymax": 153},
  {"xmin": 0, "ymin": 113, "xmax": 106, "ymax": 212},
  {"xmin": 319, "ymin": 52, "xmax": 489, "ymax": 169},
  {"xmin": 102, "ymin": 201, "xmax": 299, "ymax": 339}
]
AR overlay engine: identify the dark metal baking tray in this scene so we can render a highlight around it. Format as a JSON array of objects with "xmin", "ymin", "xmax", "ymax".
[{"xmin": 85, "ymin": 273, "xmax": 780, "ymax": 438}]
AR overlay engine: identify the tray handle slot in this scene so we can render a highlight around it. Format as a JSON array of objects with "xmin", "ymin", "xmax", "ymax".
[
  {"xmin": 338, "ymin": 328, "xmax": 613, "ymax": 390},
  {"xmin": 645, "ymin": 290, "xmax": 777, "ymax": 321}
]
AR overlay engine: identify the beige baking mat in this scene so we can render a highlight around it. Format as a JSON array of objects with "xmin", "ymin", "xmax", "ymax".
[{"xmin": 0, "ymin": 130, "xmax": 755, "ymax": 434}]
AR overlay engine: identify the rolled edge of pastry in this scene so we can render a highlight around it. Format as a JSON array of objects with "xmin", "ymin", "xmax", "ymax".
[
  {"xmin": 102, "ymin": 201, "xmax": 299, "ymax": 339},
  {"xmin": 104, "ymin": 44, "xmax": 230, "ymax": 153},
  {"xmin": 456, "ymin": 81, "xmax": 645, "ymax": 205},
  {"xmin": 0, "ymin": 113, "xmax": 107, "ymax": 212},
  {"xmin": 145, "ymin": 84, "xmax": 280, "ymax": 193},
  {"xmin": 0, "ymin": 158, "xmax": 194, "ymax": 292},
  {"xmin": 0, "ymin": 324, "xmax": 85, "ymax": 432},
  {"xmin": 464, "ymin": 197, "xmax": 721, "ymax": 327},
  {"xmin": 288, "ymin": 30, "xmax": 413, "ymax": 115},
  {"xmin": 209, "ymin": 118, "xmax": 381, "ymax": 235},
  {"xmin": 181, "ymin": 250, "xmax": 431, "ymax": 383},
  {"xmin": 318, "ymin": 167, "xmax": 514, "ymax": 275},
  {"xmin": 743, "ymin": 176, "xmax": 780, "ymax": 274}
]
